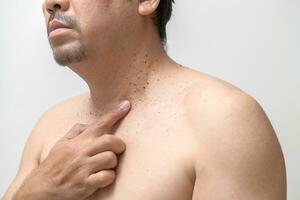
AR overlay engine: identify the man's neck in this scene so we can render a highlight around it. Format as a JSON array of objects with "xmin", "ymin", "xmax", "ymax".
[{"xmin": 67, "ymin": 38, "xmax": 176, "ymax": 115}]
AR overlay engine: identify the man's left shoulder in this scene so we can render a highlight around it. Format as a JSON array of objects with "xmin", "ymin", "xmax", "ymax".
[
  {"xmin": 181, "ymin": 67, "xmax": 280, "ymax": 146},
  {"xmin": 179, "ymin": 68, "xmax": 286, "ymax": 199}
]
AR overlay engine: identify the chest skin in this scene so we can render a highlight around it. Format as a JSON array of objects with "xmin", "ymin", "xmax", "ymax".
[{"xmin": 39, "ymin": 98, "xmax": 198, "ymax": 200}]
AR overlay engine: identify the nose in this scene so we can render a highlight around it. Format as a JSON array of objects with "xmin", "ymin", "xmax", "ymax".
[{"xmin": 43, "ymin": 0, "xmax": 69, "ymax": 14}]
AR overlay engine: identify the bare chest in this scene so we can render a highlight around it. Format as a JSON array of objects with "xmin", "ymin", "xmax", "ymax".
[{"xmin": 40, "ymin": 105, "xmax": 197, "ymax": 200}]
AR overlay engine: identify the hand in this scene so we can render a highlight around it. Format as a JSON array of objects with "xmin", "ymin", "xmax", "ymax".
[{"xmin": 14, "ymin": 100, "xmax": 131, "ymax": 200}]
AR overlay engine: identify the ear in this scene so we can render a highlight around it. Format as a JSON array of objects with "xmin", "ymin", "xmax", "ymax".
[{"xmin": 138, "ymin": 0, "xmax": 160, "ymax": 16}]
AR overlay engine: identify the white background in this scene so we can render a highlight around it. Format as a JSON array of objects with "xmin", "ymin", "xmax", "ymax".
[{"xmin": 0, "ymin": 0, "xmax": 299, "ymax": 199}]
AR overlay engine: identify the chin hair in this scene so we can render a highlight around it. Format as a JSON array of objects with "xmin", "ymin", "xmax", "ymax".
[{"xmin": 51, "ymin": 42, "xmax": 87, "ymax": 66}]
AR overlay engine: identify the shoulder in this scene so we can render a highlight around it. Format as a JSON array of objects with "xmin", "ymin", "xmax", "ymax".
[
  {"xmin": 35, "ymin": 92, "xmax": 89, "ymax": 127},
  {"xmin": 181, "ymin": 66, "xmax": 284, "ymax": 164},
  {"xmin": 179, "ymin": 67, "xmax": 286, "ymax": 198},
  {"xmin": 178, "ymin": 66, "xmax": 261, "ymax": 125},
  {"xmin": 179, "ymin": 66, "xmax": 274, "ymax": 137},
  {"xmin": 30, "ymin": 92, "xmax": 89, "ymax": 146},
  {"xmin": 183, "ymin": 73, "xmax": 282, "ymax": 161}
]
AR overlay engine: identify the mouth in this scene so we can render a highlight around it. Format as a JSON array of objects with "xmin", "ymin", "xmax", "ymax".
[{"xmin": 48, "ymin": 20, "xmax": 72, "ymax": 38}]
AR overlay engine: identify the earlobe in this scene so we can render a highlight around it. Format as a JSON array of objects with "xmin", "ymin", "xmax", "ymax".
[{"xmin": 138, "ymin": 0, "xmax": 160, "ymax": 16}]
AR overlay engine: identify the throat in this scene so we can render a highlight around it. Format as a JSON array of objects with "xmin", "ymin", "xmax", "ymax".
[{"xmin": 85, "ymin": 56, "xmax": 173, "ymax": 116}]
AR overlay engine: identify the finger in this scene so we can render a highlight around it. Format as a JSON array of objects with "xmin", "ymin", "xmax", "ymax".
[
  {"xmin": 95, "ymin": 100, "xmax": 131, "ymax": 129},
  {"xmin": 86, "ymin": 151, "xmax": 118, "ymax": 173},
  {"xmin": 84, "ymin": 134, "xmax": 126, "ymax": 156},
  {"xmin": 63, "ymin": 123, "xmax": 89, "ymax": 140},
  {"xmin": 86, "ymin": 169, "xmax": 116, "ymax": 190},
  {"xmin": 88, "ymin": 100, "xmax": 131, "ymax": 136}
]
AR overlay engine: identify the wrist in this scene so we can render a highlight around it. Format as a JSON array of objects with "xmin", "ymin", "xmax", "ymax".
[{"xmin": 13, "ymin": 180, "xmax": 50, "ymax": 200}]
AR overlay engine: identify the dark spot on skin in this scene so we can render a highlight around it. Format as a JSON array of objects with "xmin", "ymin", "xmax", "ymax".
[
  {"xmin": 147, "ymin": 82, "xmax": 149, "ymax": 85},
  {"xmin": 143, "ymin": 86, "xmax": 146, "ymax": 89}
]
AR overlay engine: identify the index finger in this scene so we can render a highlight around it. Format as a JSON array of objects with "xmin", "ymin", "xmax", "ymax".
[{"xmin": 88, "ymin": 100, "xmax": 131, "ymax": 136}]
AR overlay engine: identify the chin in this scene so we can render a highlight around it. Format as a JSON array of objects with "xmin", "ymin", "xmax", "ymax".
[{"xmin": 51, "ymin": 41, "xmax": 87, "ymax": 66}]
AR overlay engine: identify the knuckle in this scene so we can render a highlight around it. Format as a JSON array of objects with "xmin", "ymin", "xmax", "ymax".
[
  {"xmin": 95, "ymin": 120, "xmax": 106, "ymax": 128},
  {"xmin": 87, "ymin": 124, "xmax": 104, "ymax": 136},
  {"xmin": 73, "ymin": 123, "xmax": 82, "ymax": 129},
  {"xmin": 101, "ymin": 134, "xmax": 114, "ymax": 145},
  {"xmin": 83, "ymin": 180, "xmax": 94, "ymax": 193},
  {"xmin": 49, "ymin": 174, "xmax": 63, "ymax": 187},
  {"xmin": 103, "ymin": 151, "xmax": 117, "ymax": 165},
  {"xmin": 99, "ymin": 170, "xmax": 115, "ymax": 186},
  {"xmin": 71, "ymin": 123, "xmax": 85, "ymax": 133},
  {"xmin": 118, "ymin": 142, "xmax": 126, "ymax": 152}
]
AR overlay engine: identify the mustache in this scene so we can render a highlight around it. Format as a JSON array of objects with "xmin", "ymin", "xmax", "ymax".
[{"xmin": 47, "ymin": 10, "xmax": 78, "ymax": 35}]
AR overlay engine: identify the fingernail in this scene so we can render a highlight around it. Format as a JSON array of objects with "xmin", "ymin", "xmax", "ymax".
[{"xmin": 119, "ymin": 100, "xmax": 130, "ymax": 111}]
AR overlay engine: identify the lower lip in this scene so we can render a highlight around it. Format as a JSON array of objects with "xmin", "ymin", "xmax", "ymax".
[{"xmin": 49, "ymin": 28, "xmax": 71, "ymax": 38}]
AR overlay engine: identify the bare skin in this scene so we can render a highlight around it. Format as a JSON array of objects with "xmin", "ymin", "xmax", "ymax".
[
  {"xmin": 2, "ymin": 0, "xmax": 286, "ymax": 199},
  {"xmin": 2, "ymin": 66, "xmax": 286, "ymax": 200},
  {"xmin": 10, "ymin": 101, "xmax": 131, "ymax": 200}
]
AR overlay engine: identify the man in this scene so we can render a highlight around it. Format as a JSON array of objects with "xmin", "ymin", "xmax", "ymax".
[{"xmin": 2, "ymin": 0, "xmax": 286, "ymax": 199}]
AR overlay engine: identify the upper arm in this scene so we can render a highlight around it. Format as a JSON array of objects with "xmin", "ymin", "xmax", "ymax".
[
  {"xmin": 188, "ymin": 90, "xmax": 286, "ymax": 199},
  {"xmin": 2, "ymin": 116, "xmax": 46, "ymax": 200}
]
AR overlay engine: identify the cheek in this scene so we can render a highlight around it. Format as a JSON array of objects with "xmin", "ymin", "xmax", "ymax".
[
  {"xmin": 70, "ymin": 0, "xmax": 136, "ymax": 51},
  {"xmin": 75, "ymin": 2, "xmax": 118, "ymax": 42},
  {"xmin": 82, "ymin": 13, "xmax": 120, "ymax": 52},
  {"xmin": 73, "ymin": 1, "xmax": 114, "ymax": 29}
]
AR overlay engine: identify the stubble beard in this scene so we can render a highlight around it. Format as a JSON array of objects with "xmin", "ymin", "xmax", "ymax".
[
  {"xmin": 47, "ymin": 10, "xmax": 87, "ymax": 66},
  {"xmin": 49, "ymin": 38, "xmax": 87, "ymax": 66}
]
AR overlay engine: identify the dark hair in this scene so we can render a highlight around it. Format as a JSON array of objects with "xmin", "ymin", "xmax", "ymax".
[{"xmin": 152, "ymin": 0, "xmax": 175, "ymax": 46}]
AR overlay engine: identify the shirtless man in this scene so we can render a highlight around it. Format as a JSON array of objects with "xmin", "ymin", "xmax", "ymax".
[{"xmin": 2, "ymin": 0, "xmax": 286, "ymax": 199}]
